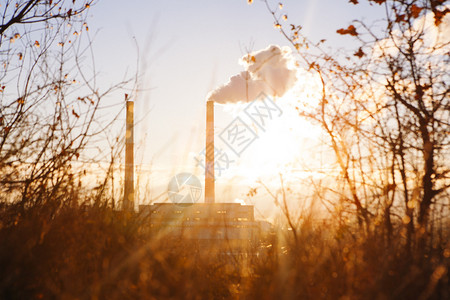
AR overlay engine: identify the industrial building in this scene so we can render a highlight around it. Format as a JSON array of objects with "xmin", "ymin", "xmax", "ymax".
[
  {"xmin": 135, "ymin": 100, "xmax": 261, "ymax": 251},
  {"xmin": 139, "ymin": 203, "xmax": 259, "ymax": 251}
]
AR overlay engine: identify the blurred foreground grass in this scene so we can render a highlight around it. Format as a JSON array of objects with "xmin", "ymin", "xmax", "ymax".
[{"xmin": 0, "ymin": 200, "xmax": 448, "ymax": 300}]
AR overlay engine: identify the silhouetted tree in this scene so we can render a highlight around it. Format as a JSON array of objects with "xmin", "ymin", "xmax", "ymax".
[
  {"xmin": 263, "ymin": 0, "xmax": 449, "ymax": 250},
  {"xmin": 0, "ymin": 0, "xmax": 128, "ymax": 207}
]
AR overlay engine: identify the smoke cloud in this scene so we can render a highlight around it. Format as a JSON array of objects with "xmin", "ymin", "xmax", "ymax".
[{"xmin": 207, "ymin": 45, "xmax": 298, "ymax": 103}]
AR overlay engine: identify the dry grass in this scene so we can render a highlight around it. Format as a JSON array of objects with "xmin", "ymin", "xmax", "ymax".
[{"xmin": 0, "ymin": 199, "xmax": 448, "ymax": 300}]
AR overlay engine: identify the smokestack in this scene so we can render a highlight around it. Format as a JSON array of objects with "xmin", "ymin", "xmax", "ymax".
[
  {"xmin": 124, "ymin": 99, "xmax": 134, "ymax": 211},
  {"xmin": 205, "ymin": 100, "xmax": 215, "ymax": 203}
]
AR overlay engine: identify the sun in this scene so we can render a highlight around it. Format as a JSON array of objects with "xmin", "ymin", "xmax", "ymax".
[{"xmin": 224, "ymin": 71, "xmax": 325, "ymax": 183}]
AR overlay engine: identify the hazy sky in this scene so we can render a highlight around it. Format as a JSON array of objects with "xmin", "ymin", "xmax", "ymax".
[{"xmin": 84, "ymin": 0, "xmax": 385, "ymax": 216}]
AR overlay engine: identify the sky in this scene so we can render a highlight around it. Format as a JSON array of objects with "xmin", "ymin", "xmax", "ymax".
[{"xmin": 84, "ymin": 0, "xmax": 386, "ymax": 218}]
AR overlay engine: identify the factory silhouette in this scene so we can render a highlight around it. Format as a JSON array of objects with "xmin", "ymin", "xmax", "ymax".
[{"xmin": 125, "ymin": 98, "xmax": 264, "ymax": 252}]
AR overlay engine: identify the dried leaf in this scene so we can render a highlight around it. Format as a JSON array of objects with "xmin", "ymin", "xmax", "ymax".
[
  {"xmin": 337, "ymin": 25, "xmax": 358, "ymax": 36},
  {"xmin": 410, "ymin": 4, "xmax": 423, "ymax": 18},
  {"xmin": 72, "ymin": 109, "xmax": 79, "ymax": 118},
  {"xmin": 354, "ymin": 48, "xmax": 364, "ymax": 58},
  {"xmin": 396, "ymin": 14, "xmax": 405, "ymax": 22},
  {"xmin": 434, "ymin": 8, "xmax": 449, "ymax": 26}
]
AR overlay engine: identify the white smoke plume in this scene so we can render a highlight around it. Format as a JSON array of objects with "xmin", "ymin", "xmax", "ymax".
[{"xmin": 207, "ymin": 45, "xmax": 298, "ymax": 103}]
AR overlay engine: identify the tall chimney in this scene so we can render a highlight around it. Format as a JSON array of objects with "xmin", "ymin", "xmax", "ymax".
[
  {"xmin": 205, "ymin": 100, "xmax": 215, "ymax": 203},
  {"xmin": 124, "ymin": 99, "xmax": 134, "ymax": 211}
]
